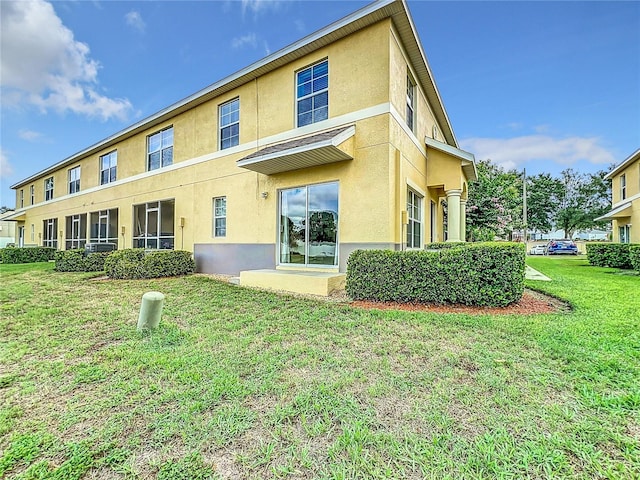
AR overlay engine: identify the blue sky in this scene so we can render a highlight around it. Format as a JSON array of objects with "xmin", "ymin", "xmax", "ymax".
[{"xmin": 1, "ymin": 0, "xmax": 639, "ymax": 208}]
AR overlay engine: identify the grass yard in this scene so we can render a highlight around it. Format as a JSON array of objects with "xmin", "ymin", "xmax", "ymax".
[{"xmin": 0, "ymin": 257, "xmax": 638, "ymax": 479}]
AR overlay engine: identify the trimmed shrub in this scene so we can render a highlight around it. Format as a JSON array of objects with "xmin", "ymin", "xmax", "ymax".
[
  {"xmin": 104, "ymin": 249, "xmax": 195, "ymax": 279},
  {"xmin": 104, "ymin": 249, "xmax": 145, "ymax": 279},
  {"xmin": 630, "ymin": 245, "xmax": 640, "ymax": 272},
  {"xmin": 142, "ymin": 250, "xmax": 196, "ymax": 278},
  {"xmin": 346, "ymin": 242, "xmax": 525, "ymax": 307},
  {"xmin": 586, "ymin": 243, "xmax": 635, "ymax": 269},
  {"xmin": 425, "ymin": 242, "xmax": 466, "ymax": 250},
  {"xmin": 54, "ymin": 249, "xmax": 112, "ymax": 272},
  {"xmin": 0, "ymin": 246, "xmax": 56, "ymax": 264}
]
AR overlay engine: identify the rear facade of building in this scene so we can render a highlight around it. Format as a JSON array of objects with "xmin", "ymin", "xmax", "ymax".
[{"xmin": 9, "ymin": 0, "xmax": 476, "ymax": 276}]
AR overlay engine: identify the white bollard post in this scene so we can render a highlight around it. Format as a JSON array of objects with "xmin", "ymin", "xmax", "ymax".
[{"xmin": 137, "ymin": 291, "xmax": 165, "ymax": 331}]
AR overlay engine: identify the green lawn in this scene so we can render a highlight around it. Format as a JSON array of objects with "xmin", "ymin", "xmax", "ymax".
[{"xmin": 0, "ymin": 258, "xmax": 638, "ymax": 479}]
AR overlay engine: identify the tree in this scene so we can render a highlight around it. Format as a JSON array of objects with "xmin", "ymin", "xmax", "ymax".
[
  {"xmin": 466, "ymin": 159, "xmax": 523, "ymax": 241},
  {"xmin": 527, "ymin": 168, "xmax": 611, "ymax": 239},
  {"xmin": 554, "ymin": 168, "xmax": 611, "ymax": 238},
  {"xmin": 526, "ymin": 173, "xmax": 564, "ymax": 234}
]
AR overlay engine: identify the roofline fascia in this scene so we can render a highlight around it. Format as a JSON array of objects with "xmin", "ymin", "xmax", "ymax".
[
  {"xmin": 604, "ymin": 148, "xmax": 640, "ymax": 180},
  {"xmin": 398, "ymin": 0, "xmax": 458, "ymax": 147}
]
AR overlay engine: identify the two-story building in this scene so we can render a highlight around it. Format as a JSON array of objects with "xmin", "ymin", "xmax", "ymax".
[
  {"xmin": 597, "ymin": 148, "xmax": 640, "ymax": 243},
  {"xmin": 8, "ymin": 0, "xmax": 476, "ymax": 292}
]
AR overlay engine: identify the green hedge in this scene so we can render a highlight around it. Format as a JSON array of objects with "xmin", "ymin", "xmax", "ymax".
[
  {"xmin": 0, "ymin": 246, "xmax": 56, "ymax": 264},
  {"xmin": 630, "ymin": 246, "xmax": 640, "ymax": 272},
  {"xmin": 104, "ymin": 249, "xmax": 195, "ymax": 279},
  {"xmin": 586, "ymin": 243, "xmax": 637, "ymax": 269},
  {"xmin": 54, "ymin": 249, "xmax": 112, "ymax": 272},
  {"xmin": 425, "ymin": 242, "xmax": 466, "ymax": 250},
  {"xmin": 346, "ymin": 242, "xmax": 525, "ymax": 307}
]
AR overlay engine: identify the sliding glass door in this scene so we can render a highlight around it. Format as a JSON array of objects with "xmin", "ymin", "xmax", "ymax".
[{"xmin": 279, "ymin": 182, "xmax": 338, "ymax": 266}]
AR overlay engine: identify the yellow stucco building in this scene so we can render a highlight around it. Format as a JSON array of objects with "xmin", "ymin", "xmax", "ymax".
[
  {"xmin": 8, "ymin": 0, "xmax": 476, "ymax": 288},
  {"xmin": 597, "ymin": 148, "xmax": 640, "ymax": 243}
]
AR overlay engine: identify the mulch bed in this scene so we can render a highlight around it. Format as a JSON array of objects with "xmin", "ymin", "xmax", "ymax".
[{"xmin": 350, "ymin": 288, "xmax": 570, "ymax": 315}]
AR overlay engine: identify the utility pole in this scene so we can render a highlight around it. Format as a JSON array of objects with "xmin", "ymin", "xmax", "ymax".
[{"xmin": 523, "ymin": 168, "xmax": 527, "ymax": 244}]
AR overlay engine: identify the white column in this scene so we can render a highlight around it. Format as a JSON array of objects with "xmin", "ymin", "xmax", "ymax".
[
  {"xmin": 460, "ymin": 199, "xmax": 467, "ymax": 242},
  {"xmin": 446, "ymin": 189, "xmax": 462, "ymax": 242}
]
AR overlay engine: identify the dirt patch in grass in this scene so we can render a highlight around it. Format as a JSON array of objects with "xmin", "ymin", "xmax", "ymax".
[{"xmin": 350, "ymin": 288, "xmax": 569, "ymax": 315}]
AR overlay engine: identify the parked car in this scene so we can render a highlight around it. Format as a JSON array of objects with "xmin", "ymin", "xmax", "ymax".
[
  {"xmin": 545, "ymin": 239, "xmax": 578, "ymax": 255},
  {"xmin": 529, "ymin": 244, "xmax": 546, "ymax": 255}
]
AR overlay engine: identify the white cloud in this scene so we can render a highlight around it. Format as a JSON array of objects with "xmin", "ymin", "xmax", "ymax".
[
  {"xmin": 18, "ymin": 130, "xmax": 44, "ymax": 142},
  {"xmin": 232, "ymin": 33, "xmax": 258, "ymax": 49},
  {"xmin": 461, "ymin": 135, "xmax": 616, "ymax": 171},
  {"xmin": 241, "ymin": 0, "xmax": 283, "ymax": 15},
  {"xmin": 125, "ymin": 10, "xmax": 146, "ymax": 33},
  {"xmin": 0, "ymin": 0, "xmax": 132, "ymax": 121},
  {"xmin": 0, "ymin": 149, "xmax": 14, "ymax": 179}
]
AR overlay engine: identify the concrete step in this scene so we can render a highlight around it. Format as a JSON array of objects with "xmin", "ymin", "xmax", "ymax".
[{"xmin": 239, "ymin": 269, "xmax": 346, "ymax": 296}]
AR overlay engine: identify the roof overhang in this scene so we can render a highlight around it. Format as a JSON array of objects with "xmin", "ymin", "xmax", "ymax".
[
  {"xmin": 425, "ymin": 136, "xmax": 477, "ymax": 182},
  {"xmin": 12, "ymin": 0, "xmax": 459, "ymax": 190},
  {"xmin": 605, "ymin": 148, "xmax": 640, "ymax": 180},
  {"xmin": 595, "ymin": 201, "xmax": 633, "ymax": 221},
  {"xmin": 237, "ymin": 125, "xmax": 355, "ymax": 175},
  {"xmin": 1, "ymin": 210, "xmax": 25, "ymax": 221}
]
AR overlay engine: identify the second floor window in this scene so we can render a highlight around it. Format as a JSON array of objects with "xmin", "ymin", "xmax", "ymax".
[
  {"xmin": 19, "ymin": 189, "xmax": 24, "ymax": 208},
  {"xmin": 44, "ymin": 177, "xmax": 54, "ymax": 201},
  {"xmin": 148, "ymin": 127, "xmax": 173, "ymax": 171},
  {"xmin": 406, "ymin": 75, "xmax": 415, "ymax": 132},
  {"xmin": 220, "ymin": 99, "xmax": 240, "ymax": 150},
  {"xmin": 100, "ymin": 151, "xmax": 117, "ymax": 185},
  {"xmin": 69, "ymin": 166, "xmax": 81, "ymax": 194},
  {"xmin": 296, "ymin": 60, "xmax": 328, "ymax": 127},
  {"xmin": 621, "ymin": 174, "xmax": 627, "ymax": 200},
  {"xmin": 30, "ymin": 185, "xmax": 35, "ymax": 205}
]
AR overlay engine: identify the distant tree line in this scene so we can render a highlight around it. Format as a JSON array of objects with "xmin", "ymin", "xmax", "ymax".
[{"xmin": 465, "ymin": 159, "xmax": 611, "ymax": 241}]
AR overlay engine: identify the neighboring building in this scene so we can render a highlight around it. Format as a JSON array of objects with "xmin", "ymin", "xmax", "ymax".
[
  {"xmin": 0, "ymin": 211, "xmax": 18, "ymax": 248},
  {"xmin": 597, "ymin": 148, "xmax": 640, "ymax": 243},
  {"xmin": 7, "ymin": 0, "xmax": 476, "ymax": 284}
]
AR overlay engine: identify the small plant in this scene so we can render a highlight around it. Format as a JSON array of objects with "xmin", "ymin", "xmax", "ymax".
[{"xmin": 0, "ymin": 246, "xmax": 56, "ymax": 264}]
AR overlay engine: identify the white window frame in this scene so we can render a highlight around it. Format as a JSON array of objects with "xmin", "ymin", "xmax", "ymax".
[
  {"xmin": 621, "ymin": 174, "xmax": 627, "ymax": 200},
  {"xmin": 133, "ymin": 200, "xmax": 175, "ymax": 249},
  {"xmin": 213, "ymin": 197, "xmax": 227, "ymax": 237},
  {"xmin": 147, "ymin": 126, "xmax": 174, "ymax": 171},
  {"xmin": 619, "ymin": 225, "xmax": 630, "ymax": 244},
  {"xmin": 406, "ymin": 74, "xmax": 415, "ymax": 132},
  {"xmin": 30, "ymin": 185, "xmax": 35, "ymax": 205},
  {"xmin": 219, "ymin": 99, "xmax": 240, "ymax": 150},
  {"xmin": 406, "ymin": 188, "xmax": 423, "ymax": 249},
  {"xmin": 30, "ymin": 224, "xmax": 35, "ymax": 242},
  {"xmin": 90, "ymin": 209, "xmax": 119, "ymax": 247},
  {"xmin": 44, "ymin": 177, "xmax": 54, "ymax": 201},
  {"xmin": 296, "ymin": 59, "xmax": 329, "ymax": 127},
  {"xmin": 68, "ymin": 166, "xmax": 81, "ymax": 194},
  {"xmin": 43, "ymin": 218, "xmax": 58, "ymax": 248},
  {"xmin": 278, "ymin": 181, "xmax": 339, "ymax": 267},
  {"xmin": 19, "ymin": 189, "xmax": 24, "ymax": 208},
  {"xmin": 100, "ymin": 151, "xmax": 118, "ymax": 185},
  {"xmin": 65, "ymin": 214, "xmax": 87, "ymax": 249}
]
